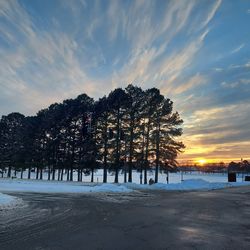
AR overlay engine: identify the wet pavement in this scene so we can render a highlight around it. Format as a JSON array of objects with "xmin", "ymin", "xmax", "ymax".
[{"xmin": 0, "ymin": 186, "xmax": 250, "ymax": 250}]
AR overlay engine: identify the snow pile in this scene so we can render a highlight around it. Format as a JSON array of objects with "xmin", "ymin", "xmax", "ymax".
[
  {"xmin": 0, "ymin": 179, "xmax": 132, "ymax": 193},
  {"xmin": 126, "ymin": 179, "xmax": 250, "ymax": 191},
  {"xmin": 152, "ymin": 179, "xmax": 228, "ymax": 190},
  {"xmin": 0, "ymin": 178, "xmax": 249, "ymax": 194},
  {"xmin": 0, "ymin": 192, "xmax": 20, "ymax": 209},
  {"xmin": 89, "ymin": 183, "xmax": 131, "ymax": 193}
]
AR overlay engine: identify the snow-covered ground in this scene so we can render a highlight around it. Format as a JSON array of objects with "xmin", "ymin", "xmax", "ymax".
[
  {"xmin": 0, "ymin": 176, "xmax": 250, "ymax": 210},
  {"xmin": 0, "ymin": 192, "xmax": 21, "ymax": 209},
  {"xmin": 126, "ymin": 178, "xmax": 250, "ymax": 191},
  {"xmin": 0, "ymin": 169, "xmax": 249, "ymax": 207},
  {"xmin": 0, "ymin": 177, "xmax": 250, "ymax": 195},
  {"xmin": 0, "ymin": 179, "xmax": 131, "ymax": 194},
  {"xmin": 1, "ymin": 169, "xmax": 248, "ymax": 184}
]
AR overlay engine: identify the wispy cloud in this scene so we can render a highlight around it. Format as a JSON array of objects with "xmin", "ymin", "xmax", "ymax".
[
  {"xmin": 200, "ymin": 0, "xmax": 222, "ymax": 28},
  {"xmin": 0, "ymin": 0, "xmax": 249, "ymax": 162},
  {"xmin": 0, "ymin": 0, "xmax": 104, "ymax": 114},
  {"xmin": 231, "ymin": 43, "xmax": 245, "ymax": 54},
  {"xmin": 0, "ymin": 0, "xmax": 222, "ymax": 115},
  {"xmin": 213, "ymin": 67, "xmax": 224, "ymax": 72},
  {"xmin": 221, "ymin": 78, "xmax": 250, "ymax": 88},
  {"xmin": 181, "ymin": 103, "xmax": 250, "ymax": 161},
  {"xmin": 173, "ymin": 74, "xmax": 207, "ymax": 95}
]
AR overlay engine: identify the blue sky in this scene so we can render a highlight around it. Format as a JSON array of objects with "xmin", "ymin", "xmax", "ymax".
[{"xmin": 0, "ymin": 0, "xmax": 250, "ymax": 162}]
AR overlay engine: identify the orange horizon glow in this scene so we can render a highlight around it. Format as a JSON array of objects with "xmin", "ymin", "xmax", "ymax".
[
  {"xmin": 177, "ymin": 138, "xmax": 250, "ymax": 165},
  {"xmin": 178, "ymin": 157, "xmax": 250, "ymax": 165},
  {"xmin": 196, "ymin": 159, "xmax": 207, "ymax": 165}
]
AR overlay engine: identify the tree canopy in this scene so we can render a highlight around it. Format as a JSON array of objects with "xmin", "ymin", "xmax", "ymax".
[{"xmin": 0, "ymin": 85, "xmax": 185, "ymax": 183}]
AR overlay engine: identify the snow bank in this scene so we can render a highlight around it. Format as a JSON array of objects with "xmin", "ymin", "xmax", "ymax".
[
  {"xmin": 126, "ymin": 179, "xmax": 250, "ymax": 191},
  {"xmin": 0, "ymin": 192, "xmax": 20, "ymax": 209},
  {"xmin": 0, "ymin": 178, "xmax": 249, "ymax": 194},
  {"xmin": 0, "ymin": 179, "xmax": 132, "ymax": 193}
]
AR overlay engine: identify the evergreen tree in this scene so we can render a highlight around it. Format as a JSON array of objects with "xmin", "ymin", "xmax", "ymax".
[
  {"xmin": 124, "ymin": 85, "xmax": 144, "ymax": 182},
  {"xmin": 95, "ymin": 97, "xmax": 110, "ymax": 183},
  {"xmin": 0, "ymin": 84, "xmax": 184, "ymax": 184},
  {"xmin": 0, "ymin": 113, "xmax": 26, "ymax": 177},
  {"xmin": 140, "ymin": 88, "xmax": 163, "ymax": 184},
  {"xmin": 108, "ymin": 88, "xmax": 129, "ymax": 183},
  {"xmin": 150, "ymin": 98, "xmax": 184, "ymax": 183}
]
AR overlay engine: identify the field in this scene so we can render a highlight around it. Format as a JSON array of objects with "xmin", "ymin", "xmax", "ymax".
[{"xmin": 1, "ymin": 169, "xmax": 247, "ymax": 184}]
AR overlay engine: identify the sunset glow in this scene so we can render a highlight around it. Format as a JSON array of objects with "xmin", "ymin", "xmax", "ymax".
[
  {"xmin": 0, "ymin": 0, "xmax": 249, "ymax": 163},
  {"xmin": 196, "ymin": 159, "xmax": 207, "ymax": 165},
  {"xmin": 1, "ymin": 2, "xmax": 250, "ymax": 249}
]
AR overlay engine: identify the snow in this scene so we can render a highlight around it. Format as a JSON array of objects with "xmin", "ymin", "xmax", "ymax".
[
  {"xmin": 126, "ymin": 178, "xmax": 250, "ymax": 191},
  {"xmin": 0, "ymin": 179, "xmax": 132, "ymax": 193},
  {"xmin": 1, "ymin": 173, "xmax": 249, "ymax": 210},
  {"xmin": 2, "ymin": 169, "xmax": 248, "ymax": 184},
  {"xmin": 0, "ymin": 178, "xmax": 249, "ymax": 195},
  {"xmin": 0, "ymin": 192, "xmax": 20, "ymax": 209}
]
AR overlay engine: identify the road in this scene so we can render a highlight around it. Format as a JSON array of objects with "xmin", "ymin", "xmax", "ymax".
[{"xmin": 0, "ymin": 186, "xmax": 250, "ymax": 250}]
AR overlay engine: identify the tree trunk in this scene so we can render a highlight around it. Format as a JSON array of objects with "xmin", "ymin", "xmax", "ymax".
[
  {"xmin": 7, "ymin": 166, "xmax": 11, "ymax": 178},
  {"xmin": 155, "ymin": 122, "xmax": 160, "ymax": 183},
  {"xmin": 155, "ymin": 163, "xmax": 159, "ymax": 183},
  {"xmin": 21, "ymin": 168, "xmax": 23, "ymax": 179},
  {"xmin": 60, "ymin": 169, "xmax": 64, "ymax": 181},
  {"xmin": 140, "ymin": 165, "xmax": 143, "ymax": 184},
  {"xmin": 48, "ymin": 166, "xmax": 51, "ymax": 180},
  {"xmin": 102, "ymin": 117, "xmax": 108, "ymax": 183},
  {"xmin": 144, "ymin": 121, "xmax": 150, "ymax": 184},
  {"xmin": 67, "ymin": 169, "xmax": 70, "ymax": 181},
  {"xmin": 70, "ymin": 124, "xmax": 76, "ymax": 181},
  {"xmin": 114, "ymin": 108, "xmax": 121, "ymax": 184},
  {"xmin": 77, "ymin": 167, "xmax": 81, "ymax": 182},
  {"xmin": 39, "ymin": 168, "xmax": 43, "ymax": 180},
  {"xmin": 28, "ymin": 167, "xmax": 31, "ymax": 179},
  {"xmin": 103, "ymin": 141, "xmax": 108, "ymax": 183},
  {"xmin": 128, "ymin": 117, "xmax": 134, "ymax": 183},
  {"xmin": 80, "ymin": 169, "xmax": 83, "ymax": 182},
  {"xmin": 70, "ymin": 168, "xmax": 73, "ymax": 181},
  {"xmin": 124, "ymin": 166, "xmax": 127, "ymax": 183},
  {"xmin": 91, "ymin": 169, "xmax": 94, "ymax": 182},
  {"xmin": 103, "ymin": 164, "xmax": 107, "ymax": 183},
  {"xmin": 57, "ymin": 169, "xmax": 60, "ymax": 181},
  {"xmin": 128, "ymin": 163, "xmax": 132, "ymax": 182},
  {"xmin": 36, "ymin": 167, "xmax": 39, "ymax": 179},
  {"xmin": 144, "ymin": 162, "xmax": 148, "ymax": 184},
  {"xmin": 114, "ymin": 168, "xmax": 119, "ymax": 183},
  {"xmin": 52, "ymin": 166, "xmax": 55, "ymax": 180}
]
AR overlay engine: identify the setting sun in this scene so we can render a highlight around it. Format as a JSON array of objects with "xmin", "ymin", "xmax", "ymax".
[{"xmin": 197, "ymin": 159, "xmax": 207, "ymax": 165}]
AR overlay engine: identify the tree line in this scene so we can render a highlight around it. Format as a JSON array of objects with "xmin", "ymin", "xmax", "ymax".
[
  {"xmin": 179, "ymin": 161, "xmax": 250, "ymax": 173},
  {"xmin": 228, "ymin": 160, "xmax": 250, "ymax": 173},
  {"xmin": 0, "ymin": 85, "xmax": 184, "ymax": 184}
]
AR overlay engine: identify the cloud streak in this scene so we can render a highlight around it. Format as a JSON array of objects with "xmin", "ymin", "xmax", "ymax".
[
  {"xmin": 0, "ymin": 0, "xmax": 249, "ymax": 162},
  {"xmin": 231, "ymin": 43, "xmax": 245, "ymax": 54}
]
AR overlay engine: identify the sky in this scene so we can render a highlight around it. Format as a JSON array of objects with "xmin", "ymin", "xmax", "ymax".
[{"xmin": 0, "ymin": 0, "xmax": 250, "ymax": 163}]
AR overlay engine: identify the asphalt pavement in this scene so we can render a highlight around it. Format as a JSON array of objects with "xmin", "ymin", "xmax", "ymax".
[{"xmin": 0, "ymin": 186, "xmax": 250, "ymax": 250}]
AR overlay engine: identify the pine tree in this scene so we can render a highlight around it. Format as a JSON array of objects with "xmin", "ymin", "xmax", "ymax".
[
  {"xmin": 140, "ymin": 88, "xmax": 163, "ymax": 183},
  {"xmin": 151, "ymin": 97, "xmax": 184, "ymax": 183},
  {"xmin": 108, "ymin": 88, "xmax": 129, "ymax": 183},
  {"xmin": 124, "ymin": 85, "xmax": 144, "ymax": 182},
  {"xmin": 0, "ymin": 113, "xmax": 26, "ymax": 177},
  {"xmin": 95, "ymin": 97, "xmax": 110, "ymax": 183},
  {"xmin": 0, "ymin": 84, "xmax": 184, "ymax": 184}
]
